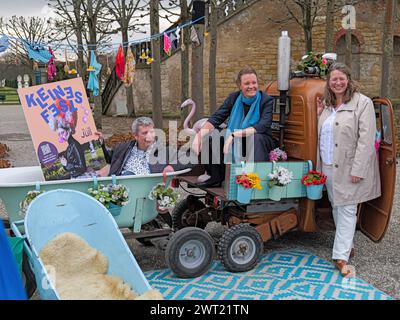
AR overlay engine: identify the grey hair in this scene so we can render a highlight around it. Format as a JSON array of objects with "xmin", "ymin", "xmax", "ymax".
[{"xmin": 131, "ymin": 117, "xmax": 154, "ymax": 134}]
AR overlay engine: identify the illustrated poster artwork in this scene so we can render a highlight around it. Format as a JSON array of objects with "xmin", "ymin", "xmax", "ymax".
[{"xmin": 18, "ymin": 78, "xmax": 109, "ymax": 180}]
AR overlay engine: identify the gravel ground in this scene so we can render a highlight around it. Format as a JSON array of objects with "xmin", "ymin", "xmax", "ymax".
[{"xmin": 1, "ymin": 107, "xmax": 399, "ymax": 299}]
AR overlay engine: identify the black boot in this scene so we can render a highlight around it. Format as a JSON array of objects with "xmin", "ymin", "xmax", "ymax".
[{"xmin": 196, "ymin": 164, "xmax": 224, "ymax": 188}]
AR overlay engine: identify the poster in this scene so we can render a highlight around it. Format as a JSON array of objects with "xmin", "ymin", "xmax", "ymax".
[{"xmin": 18, "ymin": 78, "xmax": 108, "ymax": 180}]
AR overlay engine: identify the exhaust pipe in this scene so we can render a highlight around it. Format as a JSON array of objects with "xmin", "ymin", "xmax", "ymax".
[{"xmin": 277, "ymin": 31, "xmax": 291, "ymax": 148}]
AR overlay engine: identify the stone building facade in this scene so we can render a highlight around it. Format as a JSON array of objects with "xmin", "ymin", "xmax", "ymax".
[{"xmin": 107, "ymin": 0, "xmax": 400, "ymax": 116}]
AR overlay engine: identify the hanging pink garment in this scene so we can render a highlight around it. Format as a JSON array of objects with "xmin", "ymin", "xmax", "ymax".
[
  {"xmin": 47, "ymin": 47, "xmax": 57, "ymax": 81},
  {"xmin": 115, "ymin": 45, "xmax": 125, "ymax": 80},
  {"xmin": 163, "ymin": 33, "xmax": 172, "ymax": 56}
]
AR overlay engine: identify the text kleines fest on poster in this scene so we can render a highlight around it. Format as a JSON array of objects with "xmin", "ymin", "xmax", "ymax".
[{"xmin": 18, "ymin": 78, "xmax": 109, "ymax": 180}]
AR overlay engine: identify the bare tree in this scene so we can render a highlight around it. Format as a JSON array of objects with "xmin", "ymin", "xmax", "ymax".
[
  {"xmin": 180, "ymin": 0, "xmax": 191, "ymax": 123},
  {"xmin": 0, "ymin": 16, "xmax": 53, "ymax": 66},
  {"xmin": 105, "ymin": 0, "xmax": 150, "ymax": 117},
  {"xmin": 150, "ymin": 0, "xmax": 163, "ymax": 128},
  {"xmin": 208, "ymin": 0, "xmax": 218, "ymax": 114},
  {"xmin": 191, "ymin": 0, "xmax": 205, "ymax": 122},
  {"xmin": 48, "ymin": 0, "xmax": 87, "ymax": 80},
  {"xmin": 381, "ymin": 0, "xmax": 397, "ymax": 97},
  {"xmin": 324, "ymin": 0, "xmax": 335, "ymax": 52},
  {"xmin": 271, "ymin": 0, "xmax": 326, "ymax": 52},
  {"xmin": 81, "ymin": 0, "xmax": 113, "ymax": 129}
]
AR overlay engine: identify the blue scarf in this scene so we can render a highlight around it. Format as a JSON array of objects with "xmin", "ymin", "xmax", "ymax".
[
  {"xmin": 227, "ymin": 91, "xmax": 261, "ymax": 135},
  {"xmin": 225, "ymin": 91, "xmax": 261, "ymax": 163}
]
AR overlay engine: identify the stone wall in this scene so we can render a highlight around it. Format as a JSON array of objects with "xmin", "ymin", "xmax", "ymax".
[{"xmin": 108, "ymin": 0, "xmax": 400, "ymax": 117}]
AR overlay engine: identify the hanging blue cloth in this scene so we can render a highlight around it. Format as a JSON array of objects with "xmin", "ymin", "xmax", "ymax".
[
  {"xmin": 87, "ymin": 50, "xmax": 102, "ymax": 97},
  {"xmin": 23, "ymin": 40, "xmax": 52, "ymax": 64},
  {"xmin": 0, "ymin": 35, "xmax": 9, "ymax": 53},
  {"xmin": 0, "ymin": 220, "xmax": 27, "ymax": 300}
]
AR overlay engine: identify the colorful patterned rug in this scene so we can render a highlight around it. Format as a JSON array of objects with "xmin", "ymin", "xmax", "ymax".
[{"xmin": 145, "ymin": 249, "xmax": 393, "ymax": 300}]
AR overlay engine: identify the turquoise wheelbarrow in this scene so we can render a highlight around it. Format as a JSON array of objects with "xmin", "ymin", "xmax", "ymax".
[{"xmin": 11, "ymin": 189, "xmax": 157, "ymax": 300}]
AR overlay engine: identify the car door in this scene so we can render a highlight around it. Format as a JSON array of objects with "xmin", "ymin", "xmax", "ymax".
[{"xmin": 358, "ymin": 98, "xmax": 397, "ymax": 242}]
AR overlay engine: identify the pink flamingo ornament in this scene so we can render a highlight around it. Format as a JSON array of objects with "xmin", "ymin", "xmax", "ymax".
[{"xmin": 180, "ymin": 99, "xmax": 210, "ymax": 183}]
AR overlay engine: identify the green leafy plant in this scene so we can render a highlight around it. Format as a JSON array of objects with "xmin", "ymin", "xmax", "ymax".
[
  {"xmin": 88, "ymin": 183, "xmax": 129, "ymax": 208},
  {"xmin": 296, "ymin": 52, "xmax": 332, "ymax": 77},
  {"xmin": 19, "ymin": 190, "xmax": 44, "ymax": 215},
  {"xmin": 148, "ymin": 183, "xmax": 180, "ymax": 210}
]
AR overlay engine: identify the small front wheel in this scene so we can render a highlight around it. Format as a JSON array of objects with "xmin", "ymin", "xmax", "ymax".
[
  {"xmin": 165, "ymin": 227, "xmax": 215, "ymax": 278},
  {"xmin": 218, "ymin": 224, "xmax": 263, "ymax": 273}
]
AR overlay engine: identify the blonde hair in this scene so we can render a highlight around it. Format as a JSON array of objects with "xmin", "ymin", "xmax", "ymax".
[{"xmin": 323, "ymin": 62, "xmax": 360, "ymax": 107}]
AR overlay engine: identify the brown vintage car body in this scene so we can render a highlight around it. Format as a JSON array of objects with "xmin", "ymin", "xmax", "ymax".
[{"xmin": 178, "ymin": 77, "xmax": 396, "ymax": 243}]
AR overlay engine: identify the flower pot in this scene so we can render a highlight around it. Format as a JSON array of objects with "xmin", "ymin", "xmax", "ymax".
[
  {"xmin": 156, "ymin": 202, "xmax": 170, "ymax": 215},
  {"xmin": 237, "ymin": 185, "xmax": 253, "ymax": 204},
  {"xmin": 269, "ymin": 185, "xmax": 284, "ymax": 201},
  {"xmin": 306, "ymin": 184, "xmax": 323, "ymax": 200},
  {"xmin": 108, "ymin": 203, "xmax": 122, "ymax": 216}
]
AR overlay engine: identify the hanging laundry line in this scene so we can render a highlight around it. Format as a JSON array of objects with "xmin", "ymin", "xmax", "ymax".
[{"xmin": 0, "ymin": 16, "xmax": 204, "ymax": 53}]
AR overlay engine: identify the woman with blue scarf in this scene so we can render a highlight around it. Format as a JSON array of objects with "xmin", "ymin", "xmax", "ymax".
[{"xmin": 193, "ymin": 66, "xmax": 274, "ymax": 187}]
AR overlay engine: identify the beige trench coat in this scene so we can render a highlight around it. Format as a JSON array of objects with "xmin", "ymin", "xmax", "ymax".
[{"xmin": 316, "ymin": 92, "xmax": 381, "ymax": 206}]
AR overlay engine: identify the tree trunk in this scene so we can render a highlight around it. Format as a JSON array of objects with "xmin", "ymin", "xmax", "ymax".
[
  {"xmin": 73, "ymin": 0, "xmax": 85, "ymax": 81},
  {"xmin": 180, "ymin": 0, "xmax": 190, "ymax": 124},
  {"xmin": 324, "ymin": 0, "xmax": 335, "ymax": 52},
  {"xmin": 150, "ymin": 0, "xmax": 163, "ymax": 128},
  {"xmin": 122, "ymin": 26, "xmax": 135, "ymax": 117},
  {"xmin": 191, "ymin": 12, "xmax": 205, "ymax": 122},
  {"xmin": 381, "ymin": 0, "xmax": 396, "ymax": 97},
  {"xmin": 87, "ymin": 0, "xmax": 102, "ymax": 129},
  {"xmin": 303, "ymin": 0, "xmax": 312, "ymax": 52},
  {"xmin": 208, "ymin": 0, "xmax": 218, "ymax": 114},
  {"xmin": 345, "ymin": 28, "xmax": 352, "ymax": 69}
]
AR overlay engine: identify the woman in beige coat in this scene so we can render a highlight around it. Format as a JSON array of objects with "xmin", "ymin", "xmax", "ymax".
[{"xmin": 317, "ymin": 62, "xmax": 381, "ymax": 277}]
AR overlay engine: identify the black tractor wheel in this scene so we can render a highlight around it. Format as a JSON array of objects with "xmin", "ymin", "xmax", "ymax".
[
  {"xmin": 165, "ymin": 227, "xmax": 215, "ymax": 278},
  {"xmin": 171, "ymin": 196, "xmax": 208, "ymax": 231},
  {"xmin": 218, "ymin": 224, "xmax": 263, "ymax": 273}
]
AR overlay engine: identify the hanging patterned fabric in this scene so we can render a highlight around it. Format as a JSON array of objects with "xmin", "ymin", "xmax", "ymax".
[
  {"xmin": 47, "ymin": 47, "xmax": 57, "ymax": 81},
  {"xmin": 0, "ymin": 35, "xmax": 9, "ymax": 53},
  {"xmin": 87, "ymin": 50, "xmax": 102, "ymax": 97},
  {"xmin": 24, "ymin": 41, "xmax": 52, "ymax": 64},
  {"xmin": 123, "ymin": 47, "xmax": 136, "ymax": 87},
  {"xmin": 64, "ymin": 49, "xmax": 70, "ymax": 73},
  {"xmin": 190, "ymin": 26, "xmax": 201, "ymax": 47},
  {"xmin": 115, "ymin": 45, "xmax": 125, "ymax": 80},
  {"xmin": 170, "ymin": 32, "xmax": 178, "ymax": 51},
  {"xmin": 163, "ymin": 33, "xmax": 172, "ymax": 56}
]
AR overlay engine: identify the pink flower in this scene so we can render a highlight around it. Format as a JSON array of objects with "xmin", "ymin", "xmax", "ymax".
[{"xmin": 322, "ymin": 58, "xmax": 327, "ymax": 65}]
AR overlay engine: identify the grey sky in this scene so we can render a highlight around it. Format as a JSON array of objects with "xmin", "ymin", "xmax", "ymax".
[{"xmin": 0, "ymin": 0, "xmax": 49, "ymax": 18}]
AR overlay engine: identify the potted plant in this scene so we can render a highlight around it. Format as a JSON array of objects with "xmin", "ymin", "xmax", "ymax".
[
  {"xmin": 268, "ymin": 148, "xmax": 287, "ymax": 162},
  {"xmin": 235, "ymin": 172, "xmax": 262, "ymax": 204},
  {"xmin": 268, "ymin": 164, "xmax": 293, "ymax": 201},
  {"xmin": 148, "ymin": 183, "xmax": 180, "ymax": 213},
  {"xmin": 87, "ymin": 183, "xmax": 129, "ymax": 216},
  {"xmin": 19, "ymin": 190, "xmax": 44, "ymax": 216},
  {"xmin": 301, "ymin": 170, "xmax": 327, "ymax": 200}
]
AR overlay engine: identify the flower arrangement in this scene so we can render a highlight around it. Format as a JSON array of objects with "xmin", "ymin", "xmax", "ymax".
[
  {"xmin": 269, "ymin": 148, "xmax": 287, "ymax": 162},
  {"xmin": 301, "ymin": 170, "xmax": 327, "ymax": 186},
  {"xmin": 236, "ymin": 173, "xmax": 262, "ymax": 190},
  {"xmin": 295, "ymin": 52, "xmax": 333, "ymax": 77},
  {"xmin": 268, "ymin": 164, "xmax": 293, "ymax": 187},
  {"xmin": 148, "ymin": 183, "xmax": 180, "ymax": 210},
  {"xmin": 19, "ymin": 190, "xmax": 44, "ymax": 214},
  {"xmin": 87, "ymin": 183, "xmax": 129, "ymax": 208}
]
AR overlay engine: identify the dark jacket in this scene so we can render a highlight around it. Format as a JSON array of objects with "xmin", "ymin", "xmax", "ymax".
[
  {"xmin": 208, "ymin": 91, "xmax": 273, "ymax": 136},
  {"xmin": 63, "ymin": 136, "xmax": 87, "ymax": 178},
  {"xmin": 102, "ymin": 140, "xmax": 194, "ymax": 176}
]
